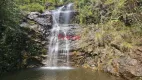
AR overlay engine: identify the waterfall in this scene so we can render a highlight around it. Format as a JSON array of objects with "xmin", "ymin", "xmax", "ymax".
[
  {"xmin": 64, "ymin": 3, "xmax": 74, "ymax": 24},
  {"xmin": 46, "ymin": 3, "xmax": 74, "ymax": 68}
]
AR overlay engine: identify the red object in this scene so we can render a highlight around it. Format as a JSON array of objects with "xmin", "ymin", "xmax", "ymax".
[
  {"xmin": 58, "ymin": 34, "xmax": 80, "ymax": 40},
  {"xmin": 72, "ymin": 35, "xmax": 80, "ymax": 40}
]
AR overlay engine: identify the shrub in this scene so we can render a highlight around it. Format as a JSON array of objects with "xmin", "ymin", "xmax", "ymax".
[{"xmin": 20, "ymin": 3, "xmax": 44, "ymax": 12}]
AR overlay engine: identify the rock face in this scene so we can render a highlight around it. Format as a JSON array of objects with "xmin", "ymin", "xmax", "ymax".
[
  {"xmin": 23, "ymin": 8, "xmax": 79, "ymax": 67},
  {"xmin": 71, "ymin": 46, "xmax": 142, "ymax": 80},
  {"xmin": 25, "ymin": 10, "xmax": 54, "ymax": 42},
  {"xmin": 27, "ymin": 11, "xmax": 52, "ymax": 26},
  {"xmin": 70, "ymin": 26, "xmax": 142, "ymax": 80},
  {"xmin": 27, "ymin": 10, "xmax": 78, "ymax": 26},
  {"xmin": 19, "ymin": 11, "xmax": 54, "ymax": 68}
]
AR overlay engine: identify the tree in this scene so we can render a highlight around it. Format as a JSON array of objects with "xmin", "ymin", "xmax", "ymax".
[{"xmin": 0, "ymin": 0, "xmax": 44, "ymax": 73}]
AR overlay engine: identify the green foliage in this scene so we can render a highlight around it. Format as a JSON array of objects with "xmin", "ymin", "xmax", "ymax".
[
  {"xmin": 16, "ymin": 0, "xmax": 66, "ymax": 12},
  {"xmin": 0, "ymin": 0, "xmax": 44, "ymax": 74},
  {"xmin": 73, "ymin": 0, "xmax": 142, "ymax": 27},
  {"xmin": 20, "ymin": 3, "xmax": 44, "ymax": 12},
  {"xmin": 0, "ymin": 0, "xmax": 21, "ymax": 73}
]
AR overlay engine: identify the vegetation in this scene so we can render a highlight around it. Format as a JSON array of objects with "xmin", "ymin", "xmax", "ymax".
[
  {"xmin": 0, "ymin": 0, "xmax": 45, "ymax": 74},
  {"xmin": 76, "ymin": 0, "xmax": 142, "ymax": 51},
  {"xmin": 15, "ymin": 0, "xmax": 65, "ymax": 12},
  {"xmin": 71, "ymin": 0, "xmax": 142, "ymax": 79},
  {"xmin": 0, "ymin": 0, "xmax": 142, "ymax": 79}
]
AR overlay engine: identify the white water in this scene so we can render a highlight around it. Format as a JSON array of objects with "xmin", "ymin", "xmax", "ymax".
[
  {"xmin": 64, "ymin": 3, "xmax": 74, "ymax": 24},
  {"xmin": 46, "ymin": 3, "xmax": 74, "ymax": 68},
  {"xmin": 41, "ymin": 66, "xmax": 74, "ymax": 70}
]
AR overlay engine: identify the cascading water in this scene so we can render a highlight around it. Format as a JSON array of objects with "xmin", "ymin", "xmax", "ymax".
[
  {"xmin": 46, "ymin": 3, "xmax": 74, "ymax": 68},
  {"xmin": 64, "ymin": 3, "xmax": 73, "ymax": 24}
]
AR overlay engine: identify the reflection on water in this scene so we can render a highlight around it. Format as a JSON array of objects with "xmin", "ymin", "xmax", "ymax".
[{"xmin": 1, "ymin": 68, "xmax": 125, "ymax": 80}]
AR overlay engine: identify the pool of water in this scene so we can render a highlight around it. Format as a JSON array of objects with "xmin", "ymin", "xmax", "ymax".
[{"xmin": 1, "ymin": 67, "xmax": 125, "ymax": 80}]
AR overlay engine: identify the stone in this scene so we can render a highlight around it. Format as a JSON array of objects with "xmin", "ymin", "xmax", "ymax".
[
  {"xmin": 27, "ymin": 11, "xmax": 52, "ymax": 26},
  {"xmin": 27, "ymin": 12, "xmax": 40, "ymax": 20},
  {"xmin": 129, "ymin": 59, "xmax": 137, "ymax": 66}
]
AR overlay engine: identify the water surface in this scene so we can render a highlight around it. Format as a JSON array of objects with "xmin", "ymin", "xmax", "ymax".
[{"xmin": 1, "ymin": 67, "xmax": 125, "ymax": 80}]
